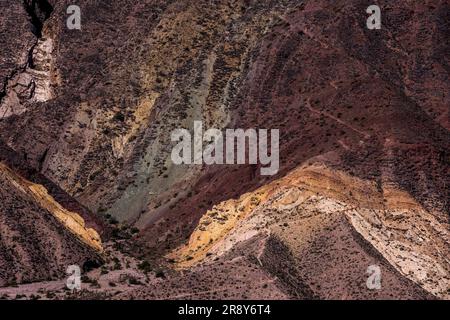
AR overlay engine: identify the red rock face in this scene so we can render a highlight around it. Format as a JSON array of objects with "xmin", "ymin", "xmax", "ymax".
[
  {"xmin": 0, "ymin": 0, "xmax": 448, "ymax": 299},
  {"xmin": 141, "ymin": 0, "xmax": 449, "ymax": 254}
]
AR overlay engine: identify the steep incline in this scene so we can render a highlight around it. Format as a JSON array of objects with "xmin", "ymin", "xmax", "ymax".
[
  {"xmin": 171, "ymin": 164, "xmax": 449, "ymax": 298},
  {"xmin": 139, "ymin": 0, "xmax": 449, "ymax": 257},
  {"xmin": 0, "ymin": 0, "xmax": 448, "ymax": 299},
  {"xmin": 0, "ymin": 161, "xmax": 102, "ymax": 286}
]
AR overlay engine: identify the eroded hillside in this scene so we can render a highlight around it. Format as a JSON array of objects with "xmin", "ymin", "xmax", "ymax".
[
  {"xmin": 0, "ymin": 0, "xmax": 448, "ymax": 299},
  {"xmin": 172, "ymin": 164, "xmax": 449, "ymax": 298},
  {"xmin": 0, "ymin": 160, "xmax": 102, "ymax": 286}
]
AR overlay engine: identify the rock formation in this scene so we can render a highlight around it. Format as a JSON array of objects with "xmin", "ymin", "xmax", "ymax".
[{"xmin": 0, "ymin": 0, "xmax": 448, "ymax": 299}]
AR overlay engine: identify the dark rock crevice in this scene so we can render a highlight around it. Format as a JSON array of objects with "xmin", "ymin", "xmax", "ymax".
[
  {"xmin": 23, "ymin": 0, "xmax": 54, "ymax": 38},
  {"xmin": 0, "ymin": 1, "xmax": 54, "ymax": 108}
]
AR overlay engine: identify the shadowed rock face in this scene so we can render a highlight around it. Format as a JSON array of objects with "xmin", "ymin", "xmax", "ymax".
[{"xmin": 0, "ymin": 0, "xmax": 448, "ymax": 299}]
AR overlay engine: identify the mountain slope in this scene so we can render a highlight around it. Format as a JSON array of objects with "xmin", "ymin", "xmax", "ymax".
[
  {"xmin": 0, "ymin": 161, "xmax": 102, "ymax": 286},
  {"xmin": 0, "ymin": 0, "xmax": 448, "ymax": 299},
  {"xmin": 172, "ymin": 164, "xmax": 448, "ymax": 298}
]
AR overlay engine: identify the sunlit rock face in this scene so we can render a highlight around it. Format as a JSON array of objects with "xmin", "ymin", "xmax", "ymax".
[
  {"xmin": 0, "ymin": 161, "xmax": 102, "ymax": 286},
  {"xmin": 173, "ymin": 164, "xmax": 449, "ymax": 298}
]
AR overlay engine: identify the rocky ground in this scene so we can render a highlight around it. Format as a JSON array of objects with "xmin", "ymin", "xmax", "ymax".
[{"xmin": 0, "ymin": 0, "xmax": 448, "ymax": 299}]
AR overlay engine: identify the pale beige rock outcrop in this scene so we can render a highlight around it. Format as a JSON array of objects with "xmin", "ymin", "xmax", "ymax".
[
  {"xmin": 0, "ymin": 162, "xmax": 102, "ymax": 252},
  {"xmin": 0, "ymin": 36, "xmax": 55, "ymax": 119},
  {"xmin": 171, "ymin": 164, "xmax": 450, "ymax": 298}
]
